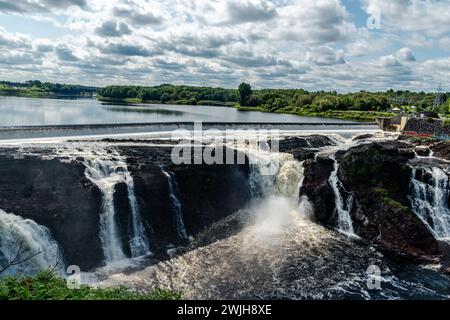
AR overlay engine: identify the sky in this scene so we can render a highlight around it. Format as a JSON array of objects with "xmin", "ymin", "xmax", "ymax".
[{"xmin": 0, "ymin": 0, "xmax": 449, "ymax": 92}]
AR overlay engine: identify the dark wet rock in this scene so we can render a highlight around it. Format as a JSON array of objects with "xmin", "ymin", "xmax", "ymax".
[
  {"xmin": 415, "ymin": 146, "xmax": 432, "ymax": 157},
  {"xmin": 438, "ymin": 241, "xmax": 450, "ymax": 274},
  {"xmin": 302, "ymin": 141, "xmax": 442, "ymax": 263},
  {"xmin": 279, "ymin": 136, "xmax": 335, "ymax": 161},
  {"xmin": 352, "ymin": 133, "xmax": 375, "ymax": 141},
  {"xmin": 116, "ymin": 146, "xmax": 252, "ymax": 258},
  {"xmin": 431, "ymin": 141, "xmax": 450, "ymax": 161},
  {"xmin": 0, "ymin": 152, "xmax": 103, "ymax": 270},
  {"xmin": 338, "ymin": 141, "xmax": 441, "ymax": 263},
  {"xmin": 300, "ymin": 157, "xmax": 336, "ymax": 225},
  {"xmin": 0, "ymin": 144, "xmax": 252, "ymax": 270}
]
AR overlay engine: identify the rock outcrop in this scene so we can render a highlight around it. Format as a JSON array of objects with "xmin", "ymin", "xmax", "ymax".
[
  {"xmin": 431, "ymin": 141, "xmax": 450, "ymax": 161},
  {"xmin": 0, "ymin": 144, "xmax": 252, "ymax": 270},
  {"xmin": 279, "ymin": 136, "xmax": 335, "ymax": 161},
  {"xmin": 0, "ymin": 151, "xmax": 103, "ymax": 270},
  {"xmin": 300, "ymin": 157, "xmax": 335, "ymax": 224},
  {"xmin": 116, "ymin": 145, "xmax": 252, "ymax": 258},
  {"xmin": 302, "ymin": 141, "xmax": 442, "ymax": 263}
]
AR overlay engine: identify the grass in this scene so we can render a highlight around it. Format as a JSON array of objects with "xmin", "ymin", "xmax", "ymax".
[
  {"xmin": 236, "ymin": 105, "xmax": 393, "ymax": 122},
  {"xmin": 0, "ymin": 87, "xmax": 54, "ymax": 98},
  {"xmin": 0, "ymin": 271, "xmax": 182, "ymax": 300}
]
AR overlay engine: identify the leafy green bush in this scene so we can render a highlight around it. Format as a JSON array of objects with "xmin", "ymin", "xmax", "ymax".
[
  {"xmin": 0, "ymin": 271, "xmax": 181, "ymax": 300},
  {"xmin": 374, "ymin": 188, "xmax": 409, "ymax": 212}
]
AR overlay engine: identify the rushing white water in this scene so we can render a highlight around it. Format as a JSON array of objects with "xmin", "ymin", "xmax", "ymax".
[
  {"xmin": 410, "ymin": 167, "xmax": 450, "ymax": 240},
  {"xmin": 97, "ymin": 139, "xmax": 450, "ymax": 300},
  {"xmin": 328, "ymin": 156, "xmax": 356, "ymax": 236},
  {"xmin": 83, "ymin": 148, "xmax": 150, "ymax": 262},
  {"xmin": 0, "ymin": 209, "xmax": 64, "ymax": 276},
  {"xmin": 161, "ymin": 167, "xmax": 189, "ymax": 241},
  {"xmin": 125, "ymin": 172, "xmax": 151, "ymax": 258}
]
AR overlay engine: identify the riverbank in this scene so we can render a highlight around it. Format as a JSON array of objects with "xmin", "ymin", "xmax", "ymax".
[
  {"xmin": 97, "ymin": 96, "xmax": 386, "ymax": 122},
  {"xmin": 1, "ymin": 89, "xmax": 390, "ymax": 122},
  {"xmin": 0, "ymin": 81, "xmax": 96, "ymax": 99},
  {"xmin": 236, "ymin": 105, "xmax": 392, "ymax": 122}
]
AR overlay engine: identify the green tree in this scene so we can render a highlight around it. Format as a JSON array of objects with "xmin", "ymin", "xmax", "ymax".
[{"xmin": 238, "ymin": 82, "xmax": 252, "ymax": 106}]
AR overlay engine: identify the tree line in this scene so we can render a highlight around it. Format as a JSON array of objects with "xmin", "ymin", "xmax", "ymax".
[
  {"xmin": 98, "ymin": 84, "xmax": 239, "ymax": 106},
  {"xmin": 237, "ymin": 83, "xmax": 449, "ymax": 114},
  {"xmin": 0, "ymin": 80, "xmax": 98, "ymax": 96},
  {"xmin": 98, "ymin": 82, "xmax": 448, "ymax": 115}
]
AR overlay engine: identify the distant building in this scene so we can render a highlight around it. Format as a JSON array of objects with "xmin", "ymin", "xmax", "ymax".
[
  {"xmin": 391, "ymin": 107, "xmax": 401, "ymax": 113},
  {"xmin": 412, "ymin": 111, "xmax": 440, "ymax": 119}
]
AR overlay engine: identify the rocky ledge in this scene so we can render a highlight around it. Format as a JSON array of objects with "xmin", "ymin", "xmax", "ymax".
[
  {"xmin": 302, "ymin": 140, "xmax": 442, "ymax": 263},
  {"xmin": 0, "ymin": 144, "xmax": 251, "ymax": 270}
]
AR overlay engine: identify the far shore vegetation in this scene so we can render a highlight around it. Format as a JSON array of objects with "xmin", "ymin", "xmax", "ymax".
[
  {"xmin": 0, "ymin": 80, "xmax": 97, "ymax": 98},
  {"xmin": 97, "ymin": 82, "xmax": 450, "ymax": 122},
  {"xmin": 2, "ymin": 80, "xmax": 449, "ymax": 122}
]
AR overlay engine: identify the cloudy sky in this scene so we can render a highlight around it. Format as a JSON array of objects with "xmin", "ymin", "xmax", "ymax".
[{"xmin": 0, "ymin": 0, "xmax": 449, "ymax": 92}]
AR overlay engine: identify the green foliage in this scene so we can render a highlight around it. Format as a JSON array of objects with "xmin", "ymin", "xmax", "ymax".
[
  {"xmin": 0, "ymin": 271, "xmax": 181, "ymax": 301},
  {"xmin": 346, "ymin": 146, "xmax": 383, "ymax": 185},
  {"xmin": 98, "ymin": 84, "xmax": 239, "ymax": 105},
  {"xmin": 0, "ymin": 80, "xmax": 97, "ymax": 98},
  {"xmin": 39, "ymin": 79, "xmax": 446, "ymax": 121},
  {"xmin": 374, "ymin": 188, "xmax": 409, "ymax": 212},
  {"xmin": 238, "ymin": 82, "xmax": 252, "ymax": 106},
  {"xmin": 442, "ymin": 118, "xmax": 450, "ymax": 127}
]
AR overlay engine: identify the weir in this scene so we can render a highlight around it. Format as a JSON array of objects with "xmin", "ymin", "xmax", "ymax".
[{"xmin": 0, "ymin": 122, "xmax": 378, "ymax": 141}]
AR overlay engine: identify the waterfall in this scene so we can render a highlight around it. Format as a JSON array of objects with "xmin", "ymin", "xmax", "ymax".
[
  {"xmin": 83, "ymin": 148, "xmax": 150, "ymax": 262},
  {"xmin": 0, "ymin": 209, "xmax": 64, "ymax": 276},
  {"xmin": 125, "ymin": 171, "xmax": 151, "ymax": 258},
  {"xmin": 247, "ymin": 151, "xmax": 297, "ymax": 199},
  {"xmin": 246, "ymin": 149, "xmax": 305, "ymax": 202},
  {"xmin": 328, "ymin": 156, "xmax": 356, "ymax": 236},
  {"xmin": 161, "ymin": 167, "xmax": 189, "ymax": 241},
  {"xmin": 410, "ymin": 167, "xmax": 450, "ymax": 239}
]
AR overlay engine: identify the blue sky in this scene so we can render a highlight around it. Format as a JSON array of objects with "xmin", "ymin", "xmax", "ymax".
[{"xmin": 0, "ymin": 0, "xmax": 449, "ymax": 92}]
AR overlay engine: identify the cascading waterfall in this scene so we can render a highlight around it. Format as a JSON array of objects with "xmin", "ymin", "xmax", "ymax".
[
  {"xmin": 0, "ymin": 209, "xmax": 64, "ymax": 276},
  {"xmin": 410, "ymin": 167, "xmax": 450, "ymax": 239},
  {"xmin": 161, "ymin": 167, "xmax": 189, "ymax": 241},
  {"xmin": 124, "ymin": 170, "xmax": 151, "ymax": 258},
  {"xmin": 328, "ymin": 156, "xmax": 356, "ymax": 236},
  {"xmin": 83, "ymin": 148, "xmax": 150, "ymax": 262},
  {"xmin": 247, "ymin": 149, "xmax": 305, "ymax": 202},
  {"xmin": 244, "ymin": 149, "xmax": 308, "ymax": 237},
  {"xmin": 246, "ymin": 150, "xmax": 293, "ymax": 198}
]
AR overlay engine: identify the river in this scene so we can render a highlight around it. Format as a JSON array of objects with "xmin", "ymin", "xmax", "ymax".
[{"xmin": 0, "ymin": 96, "xmax": 356, "ymax": 126}]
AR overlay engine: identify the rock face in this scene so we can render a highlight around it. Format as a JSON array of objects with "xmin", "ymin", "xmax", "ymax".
[
  {"xmin": 0, "ymin": 144, "xmax": 252, "ymax": 270},
  {"xmin": 302, "ymin": 141, "xmax": 442, "ymax": 263},
  {"xmin": 0, "ymin": 151, "xmax": 103, "ymax": 270},
  {"xmin": 279, "ymin": 136, "xmax": 335, "ymax": 161},
  {"xmin": 431, "ymin": 141, "xmax": 450, "ymax": 160},
  {"xmin": 117, "ymin": 145, "xmax": 252, "ymax": 258},
  {"xmin": 300, "ymin": 157, "xmax": 335, "ymax": 224}
]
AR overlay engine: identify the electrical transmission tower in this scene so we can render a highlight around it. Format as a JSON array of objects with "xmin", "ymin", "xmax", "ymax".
[{"xmin": 433, "ymin": 83, "xmax": 445, "ymax": 110}]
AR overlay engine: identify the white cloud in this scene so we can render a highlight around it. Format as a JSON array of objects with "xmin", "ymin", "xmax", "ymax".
[{"xmin": 0, "ymin": 0, "xmax": 448, "ymax": 91}]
